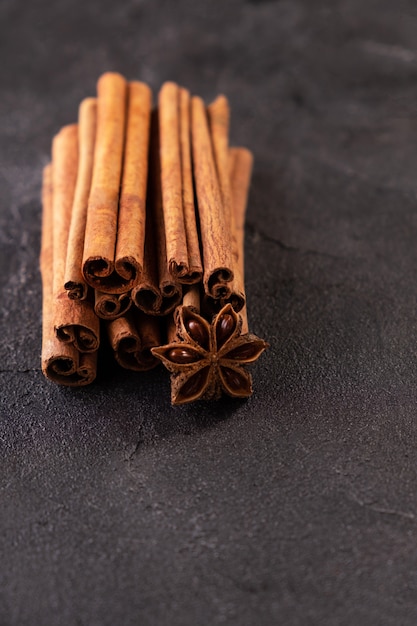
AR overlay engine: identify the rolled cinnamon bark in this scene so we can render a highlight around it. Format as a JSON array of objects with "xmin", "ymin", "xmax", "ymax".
[
  {"xmin": 207, "ymin": 95, "xmax": 233, "ymax": 229},
  {"xmin": 182, "ymin": 284, "xmax": 201, "ymax": 313},
  {"xmin": 154, "ymin": 147, "xmax": 184, "ymax": 313},
  {"xmin": 132, "ymin": 109, "xmax": 182, "ymax": 315},
  {"xmin": 179, "ymin": 87, "xmax": 203, "ymax": 284},
  {"xmin": 83, "ymin": 73, "xmax": 149, "ymax": 294},
  {"xmin": 229, "ymin": 147, "xmax": 254, "ymax": 334},
  {"xmin": 107, "ymin": 312, "xmax": 160, "ymax": 371},
  {"xmin": 52, "ymin": 125, "xmax": 100, "ymax": 353},
  {"xmin": 191, "ymin": 96, "xmax": 233, "ymax": 299},
  {"xmin": 64, "ymin": 97, "xmax": 97, "ymax": 300},
  {"xmin": 204, "ymin": 96, "xmax": 245, "ymax": 314},
  {"xmin": 131, "ymin": 203, "xmax": 162, "ymax": 314},
  {"xmin": 171, "ymin": 284, "xmax": 201, "ymax": 341},
  {"xmin": 41, "ymin": 164, "xmax": 97, "ymax": 385},
  {"xmin": 116, "ymin": 80, "xmax": 152, "ymax": 286},
  {"xmin": 159, "ymin": 82, "xmax": 189, "ymax": 281},
  {"xmin": 83, "ymin": 73, "xmax": 126, "ymax": 292},
  {"xmin": 94, "ymin": 290, "xmax": 132, "ymax": 320},
  {"xmin": 131, "ymin": 171, "xmax": 183, "ymax": 315}
]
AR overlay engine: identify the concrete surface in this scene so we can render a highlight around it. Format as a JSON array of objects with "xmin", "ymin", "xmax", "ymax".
[{"xmin": 1, "ymin": 0, "xmax": 417, "ymax": 624}]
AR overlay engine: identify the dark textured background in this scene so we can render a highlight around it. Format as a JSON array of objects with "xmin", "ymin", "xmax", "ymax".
[{"xmin": 1, "ymin": 0, "xmax": 417, "ymax": 624}]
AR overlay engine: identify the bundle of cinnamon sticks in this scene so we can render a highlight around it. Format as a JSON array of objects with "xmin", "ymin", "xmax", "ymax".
[{"xmin": 40, "ymin": 72, "xmax": 267, "ymax": 404}]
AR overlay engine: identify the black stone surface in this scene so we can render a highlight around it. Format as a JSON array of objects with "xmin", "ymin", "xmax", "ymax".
[{"xmin": 1, "ymin": 0, "xmax": 417, "ymax": 624}]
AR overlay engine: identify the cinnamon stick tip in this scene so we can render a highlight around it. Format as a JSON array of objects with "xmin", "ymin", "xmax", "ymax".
[
  {"xmin": 169, "ymin": 259, "xmax": 189, "ymax": 280},
  {"xmin": 83, "ymin": 256, "xmax": 113, "ymax": 280},
  {"xmin": 94, "ymin": 291, "xmax": 132, "ymax": 319},
  {"xmin": 180, "ymin": 269, "xmax": 203, "ymax": 285},
  {"xmin": 64, "ymin": 280, "xmax": 88, "ymax": 301},
  {"xmin": 179, "ymin": 86, "xmax": 190, "ymax": 99},
  {"xmin": 210, "ymin": 267, "xmax": 234, "ymax": 284},
  {"xmin": 42, "ymin": 357, "xmax": 96, "ymax": 386},
  {"xmin": 132, "ymin": 286, "xmax": 162, "ymax": 314},
  {"xmin": 98, "ymin": 70, "xmax": 126, "ymax": 81},
  {"xmin": 79, "ymin": 97, "xmax": 97, "ymax": 114},
  {"xmin": 43, "ymin": 162, "xmax": 52, "ymax": 177},
  {"xmin": 53, "ymin": 123, "xmax": 78, "ymax": 142},
  {"xmin": 160, "ymin": 81, "xmax": 179, "ymax": 95},
  {"xmin": 97, "ymin": 71, "xmax": 127, "ymax": 91},
  {"xmin": 191, "ymin": 95, "xmax": 205, "ymax": 106},
  {"xmin": 129, "ymin": 80, "xmax": 152, "ymax": 99},
  {"xmin": 208, "ymin": 94, "xmax": 229, "ymax": 109},
  {"xmin": 231, "ymin": 146, "xmax": 254, "ymax": 165},
  {"xmin": 114, "ymin": 256, "xmax": 141, "ymax": 282}
]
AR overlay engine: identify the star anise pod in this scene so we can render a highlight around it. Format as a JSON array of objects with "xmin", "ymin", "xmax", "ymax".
[{"xmin": 151, "ymin": 304, "xmax": 268, "ymax": 405}]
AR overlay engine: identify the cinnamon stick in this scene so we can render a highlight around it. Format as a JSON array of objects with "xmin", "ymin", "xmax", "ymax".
[
  {"xmin": 159, "ymin": 82, "xmax": 189, "ymax": 281},
  {"xmin": 207, "ymin": 95, "xmax": 233, "ymax": 230},
  {"xmin": 94, "ymin": 290, "xmax": 132, "ymax": 320},
  {"xmin": 107, "ymin": 312, "xmax": 160, "ymax": 371},
  {"xmin": 206, "ymin": 96, "xmax": 245, "ymax": 313},
  {"xmin": 131, "ymin": 203, "xmax": 162, "ymax": 314},
  {"xmin": 41, "ymin": 164, "xmax": 97, "ymax": 385},
  {"xmin": 191, "ymin": 96, "xmax": 233, "ymax": 299},
  {"xmin": 52, "ymin": 125, "xmax": 100, "ymax": 353},
  {"xmin": 64, "ymin": 97, "xmax": 97, "ymax": 300},
  {"xmin": 182, "ymin": 284, "xmax": 201, "ymax": 313},
  {"xmin": 168, "ymin": 284, "xmax": 201, "ymax": 353},
  {"xmin": 229, "ymin": 146, "xmax": 254, "ymax": 334},
  {"xmin": 115, "ymin": 80, "xmax": 152, "ymax": 286},
  {"xmin": 132, "ymin": 109, "xmax": 182, "ymax": 315},
  {"xmin": 83, "ymin": 73, "xmax": 148, "ymax": 293},
  {"xmin": 179, "ymin": 87, "xmax": 203, "ymax": 284}
]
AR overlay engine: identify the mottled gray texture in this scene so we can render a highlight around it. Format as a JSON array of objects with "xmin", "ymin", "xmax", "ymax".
[{"xmin": 1, "ymin": 0, "xmax": 417, "ymax": 624}]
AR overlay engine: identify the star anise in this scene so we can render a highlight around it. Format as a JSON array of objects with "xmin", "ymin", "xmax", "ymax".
[{"xmin": 151, "ymin": 303, "xmax": 268, "ymax": 405}]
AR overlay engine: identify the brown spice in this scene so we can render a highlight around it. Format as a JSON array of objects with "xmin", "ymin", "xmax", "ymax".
[
  {"xmin": 207, "ymin": 95, "xmax": 233, "ymax": 230},
  {"xmin": 107, "ymin": 312, "xmax": 160, "ymax": 371},
  {"xmin": 203, "ymin": 147, "xmax": 253, "ymax": 317},
  {"xmin": 166, "ymin": 284, "xmax": 202, "ymax": 358},
  {"xmin": 159, "ymin": 82, "xmax": 189, "ymax": 281},
  {"xmin": 131, "ymin": 204, "xmax": 162, "ymax": 314},
  {"xmin": 51, "ymin": 125, "xmax": 100, "ymax": 353},
  {"xmin": 41, "ymin": 76, "xmax": 266, "ymax": 397},
  {"xmin": 94, "ymin": 290, "xmax": 132, "ymax": 320},
  {"xmin": 181, "ymin": 284, "xmax": 201, "ymax": 314},
  {"xmin": 152, "ymin": 144, "xmax": 266, "ymax": 404},
  {"xmin": 152, "ymin": 304, "xmax": 267, "ymax": 405},
  {"xmin": 191, "ymin": 96, "xmax": 234, "ymax": 299},
  {"xmin": 179, "ymin": 87, "xmax": 203, "ymax": 283},
  {"xmin": 228, "ymin": 146, "xmax": 254, "ymax": 334},
  {"xmin": 41, "ymin": 164, "xmax": 97, "ymax": 385},
  {"xmin": 132, "ymin": 109, "xmax": 182, "ymax": 315},
  {"xmin": 203, "ymin": 97, "xmax": 245, "ymax": 313},
  {"xmin": 83, "ymin": 73, "xmax": 149, "ymax": 294},
  {"xmin": 116, "ymin": 81, "xmax": 152, "ymax": 287},
  {"xmin": 64, "ymin": 97, "xmax": 97, "ymax": 300}
]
